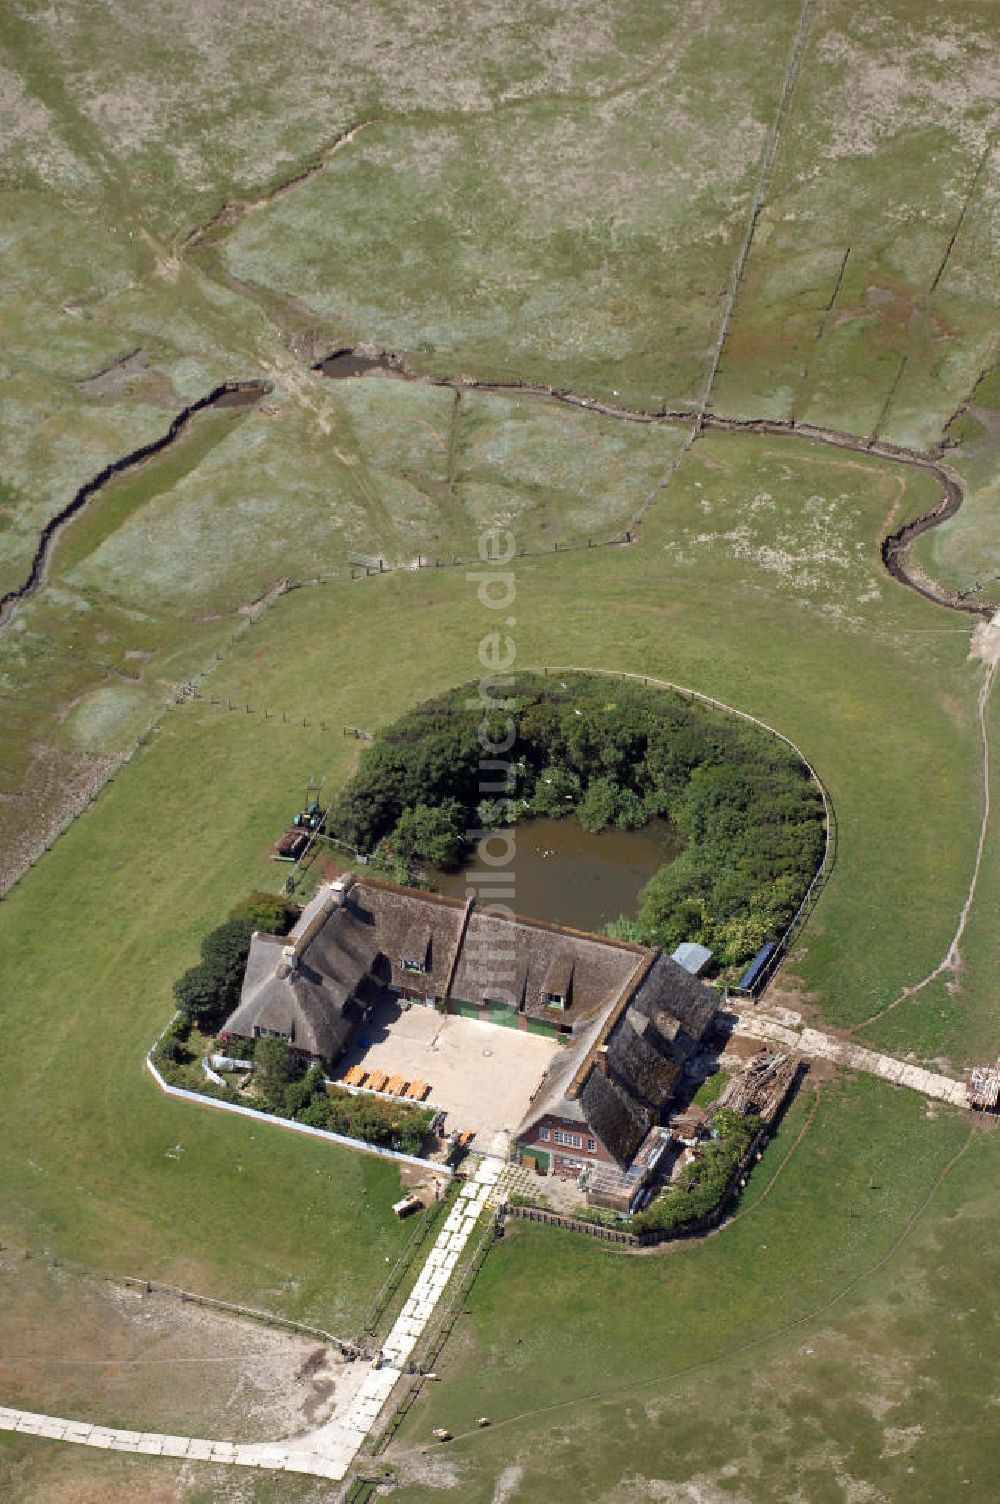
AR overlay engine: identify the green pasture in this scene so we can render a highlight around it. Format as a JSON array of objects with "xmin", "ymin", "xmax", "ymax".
[
  {"xmin": 0, "ymin": 430, "xmax": 991, "ymax": 1325},
  {"xmin": 2, "ymin": 0, "xmax": 999, "ymax": 1496},
  {"xmin": 0, "ymin": 683, "xmax": 418, "ymax": 1332},
  {"xmin": 386, "ymin": 1078, "xmax": 997, "ymax": 1504}
]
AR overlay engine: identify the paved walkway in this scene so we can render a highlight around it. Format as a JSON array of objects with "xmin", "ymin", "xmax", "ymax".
[
  {"xmin": 735, "ymin": 1010, "xmax": 967, "ymax": 1107},
  {"xmin": 0, "ymin": 1157, "xmax": 504, "ymax": 1481}
]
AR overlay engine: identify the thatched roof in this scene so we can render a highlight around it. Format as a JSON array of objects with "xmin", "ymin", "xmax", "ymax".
[
  {"xmin": 450, "ymin": 910, "xmax": 643, "ymax": 1026},
  {"xmin": 223, "ymin": 932, "xmax": 361, "ymax": 1061},
  {"xmin": 223, "ymin": 874, "xmax": 719, "ymax": 1135},
  {"xmin": 578, "ymin": 1069, "xmax": 651, "ymax": 1166},
  {"xmin": 603, "ymin": 1007, "xmax": 682, "ymax": 1111},
  {"xmin": 629, "ymin": 953, "xmax": 719, "ymax": 1050},
  {"xmin": 343, "ymin": 878, "xmax": 468, "ymax": 996},
  {"xmin": 515, "ymin": 952, "xmax": 719, "ymax": 1167}
]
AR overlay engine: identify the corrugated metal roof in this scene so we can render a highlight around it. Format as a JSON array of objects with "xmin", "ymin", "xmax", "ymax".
[{"xmin": 737, "ymin": 942, "xmax": 777, "ymax": 992}]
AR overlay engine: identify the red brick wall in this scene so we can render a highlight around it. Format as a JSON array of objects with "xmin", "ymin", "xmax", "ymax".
[{"xmin": 519, "ymin": 1113, "xmax": 618, "ymax": 1176}]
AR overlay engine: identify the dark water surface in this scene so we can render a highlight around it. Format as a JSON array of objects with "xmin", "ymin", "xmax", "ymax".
[
  {"xmin": 315, "ymin": 350, "xmax": 408, "ymax": 380},
  {"xmin": 429, "ymin": 816, "xmax": 681, "ymax": 934}
]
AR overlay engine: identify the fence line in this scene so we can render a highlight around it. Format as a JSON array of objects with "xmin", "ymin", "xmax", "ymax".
[
  {"xmin": 145, "ymin": 1054, "xmax": 452, "ymax": 1178},
  {"xmin": 344, "ymin": 529, "xmax": 634, "ymax": 581},
  {"xmin": 366, "ymin": 1203, "xmax": 500, "ymax": 1458},
  {"xmin": 0, "ymin": 577, "xmax": 290, "ymax": 900},
  {"xmin": 0, "ymin": 1242, "xmax": 362, "ymax": 1357},
  {"xmin": 360, "ymin": 1188, "xmax": 453, "ymax": 1342},
  {"xmin": 532, "ymin": 664, "xmax": 837, "ymax": 993}
]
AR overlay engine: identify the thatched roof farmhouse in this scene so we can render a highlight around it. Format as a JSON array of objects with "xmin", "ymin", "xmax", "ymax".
[{"xmin": 222, "ymin": 873, "xmax": 719, "ymax": 1181}]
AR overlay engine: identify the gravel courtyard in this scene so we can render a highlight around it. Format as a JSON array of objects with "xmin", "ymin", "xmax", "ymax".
[{"xmin": 338, "ymin": 1000, "xmax": 559, "ymax": 1155}]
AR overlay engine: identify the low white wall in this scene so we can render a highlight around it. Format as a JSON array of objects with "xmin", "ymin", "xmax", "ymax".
[{"xmin": 145, "ymin": 1054, "xmax": 450, "ymax": 1176}]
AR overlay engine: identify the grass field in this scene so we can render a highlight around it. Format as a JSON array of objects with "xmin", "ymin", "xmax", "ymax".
[
  {"xmin": 385, "ymin": 1079, "xmax": 999, "ymax": 1503},
  {"xmin": 2, "ymin": 1, "xmax": 999, "ymax": 1498}
]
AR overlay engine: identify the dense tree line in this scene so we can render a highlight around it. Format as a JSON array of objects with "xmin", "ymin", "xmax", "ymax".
[{"xmin": 328, "ymin": 673, "xmax": 825, "ymax": 968}]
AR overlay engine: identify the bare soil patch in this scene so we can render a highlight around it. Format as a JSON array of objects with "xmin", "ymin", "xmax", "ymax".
[{"xmin": 0, "ymin": 1251, "xmax": 344, "ymax": 1442}]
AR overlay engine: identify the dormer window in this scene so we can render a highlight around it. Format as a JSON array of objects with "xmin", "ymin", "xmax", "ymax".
[
  {"xmin": 541, "ymin": 948, "xmax": 574, "ymax": 1010},
  {"xmin": 400, "ymin": 921, "xmax": 431, "ymax": 975}
]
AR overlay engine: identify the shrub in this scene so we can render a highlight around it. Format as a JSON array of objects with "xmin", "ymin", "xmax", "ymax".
[
  {"xmin": 228, "ymin": 891, "xmax": 301, "ymax": 935},
  {"xmin": 216, "ymin": 1033, "xmax": 254, "ymax": 1060},
  {"xmin": 314, "ymin": 1087, "xmax": 433, "ymax": 1154},
  {"xmin": 633, "ymin": 1111, "xmax": 761, "ymax": 1235},
  {"xmin": 389, "ymin": 799, "xmax": 466, "ymax": 868},
  {"xmin": 253, "ymin": 1035, "xmax": 301, "ymax": 1112}
]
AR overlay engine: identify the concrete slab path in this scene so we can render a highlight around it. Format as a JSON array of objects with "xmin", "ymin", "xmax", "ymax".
[
  {"xmin": 735, "ymin": 1011, "xmax": 967, "ymax": 1107},
  {"xmin": 0, "ymin": 1157, "xmax": 504, "ymax": 1481}
]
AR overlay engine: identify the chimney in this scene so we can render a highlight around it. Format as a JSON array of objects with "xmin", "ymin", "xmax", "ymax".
[{"xmin": 596, "ymin": 1045, "xmax": 610, "ymax": 1076}]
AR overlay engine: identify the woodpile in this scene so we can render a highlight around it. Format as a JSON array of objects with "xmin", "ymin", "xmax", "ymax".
[
  {"xmin": 715, "ymin": 1049, "xmax": 801, "ymax": 1122},
  {"xmin": 966, "ymin": 1058, "xmax": 1000, "ymax": 1111}
]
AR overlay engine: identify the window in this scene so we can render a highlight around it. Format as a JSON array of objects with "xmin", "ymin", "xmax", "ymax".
[
  {"xmin": 543, "ymin": 991, "xmax": 566, "ymax": 1009},
  {"xmin": 554, "ymin": 1129, "xmax": 582, "ymax": 1149},
  {"xmin": 401, "ymin": 957, "xmax": 426, "ymax": 974},
  {"xmin": 587, "ymin": 1138, "xmax": 596, "ymax": 1153},
  {"xmin": 538, "ymin": 1126, "xmax": 550, "ymax": 1141}
]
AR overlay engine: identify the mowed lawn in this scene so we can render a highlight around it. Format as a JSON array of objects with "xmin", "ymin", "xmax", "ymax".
[
  {"xmin": 0, "ymin": 429, "xmax": 990, "ymax": 1347},
  {"xmin": 0, "ymin": 698, "xmax": 417, "ymax": 1334}
]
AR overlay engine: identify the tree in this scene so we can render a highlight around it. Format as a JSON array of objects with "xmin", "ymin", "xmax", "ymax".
[
  {"xmin": 390, "ymin": 800, "xmax": 466, "ymax": 867},
  {"xmin": 194, "ymin": 917, "xmax": 256, "ymax": 1023},
  {"xmin": 286, "ymin": 1062, "xmax": 328, "ymax": 1118},
  {"xmin": 529, "ymin": 766, "xmax": 580, "ymax": 817},
  {"xmin": 173, "ymin": 964, "xmax": 221, "ymax": 1027},
  {"xmin": 614, "ymin": 787, "xmax": 646, "ymax": 830},
  {"xmin": 253, "ymin": 1036, "xmax": 300, "ymax": 1112},
  {"xmin": 201, "ymin": 917, "xmax": 256, "ymax": 978},
  {"xmin": 577, "ymin": 776, "xmax": 621, "ymax": 833}
]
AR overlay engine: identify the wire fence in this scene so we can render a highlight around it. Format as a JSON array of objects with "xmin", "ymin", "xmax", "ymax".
[
  {"xmin": 0, "ymin": 1241, "xmax": 362, "ymax": 1357},
  {"xmin": 364, "ymin": 1200, "xmax": 501, "ymax": 1460},
  {"xmin": 360, "ymin": 1187, "xmax": 454, "ymax": 1343},
  {"xmin": 344, "ymin": 528, "xmax": 634, "ymax": 580}
]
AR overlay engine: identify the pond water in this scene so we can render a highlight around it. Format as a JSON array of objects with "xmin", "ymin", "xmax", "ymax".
[
  {"xmin": 315, "ymin": 349, "xmax": 408, "ymax": 380},
  {"xmin": 429, "ymin": 815, "xmax": 682, "ymax": 934}
]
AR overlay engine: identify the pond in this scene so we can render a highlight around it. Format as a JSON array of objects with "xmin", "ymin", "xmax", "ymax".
[
  {"xmin": 315, "ymin": 349, "xmax": 408, "ymax": 380},
  {"xmin": 428, "ymin": 815, "xmax": 682, "ymax": 935}
]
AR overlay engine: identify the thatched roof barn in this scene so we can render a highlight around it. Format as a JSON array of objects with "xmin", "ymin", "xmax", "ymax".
[{"xmin": 514, "ymin": 953, "xmax": 719, "ymax": 1170}]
